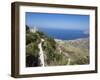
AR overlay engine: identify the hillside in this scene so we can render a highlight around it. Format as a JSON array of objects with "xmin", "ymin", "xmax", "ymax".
[
  {"xmin": 26, "ymin": 25, "xmax": 89, "ymax": 67},
  {"xmin": 55, "ymin": 38, "xmax": 89, "ymax": 65}
]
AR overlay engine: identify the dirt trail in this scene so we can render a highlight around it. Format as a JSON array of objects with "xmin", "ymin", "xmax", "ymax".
[{"xmin": 38, "ymin": 39, "xmax": 45, "ymax": 66}]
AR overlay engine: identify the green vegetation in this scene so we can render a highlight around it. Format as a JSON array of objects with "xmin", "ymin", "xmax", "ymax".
[
  {"xmin": 56, "ymin": 39, "xmax": 89, "ymax": 65},
  {"xmin": 42, "ymin": 37, "xmax": 68, "ymax": 66},
  {"xmin": 26, "ymin": 25, "xmax": 41, "ymax": 67},
  {"xmin": 26, "ymin": 25, "xmax": 89, "ymax": 67},
  {"xmin": 26, "ymin": 43, "xmax": 39, "ymax": 57}
]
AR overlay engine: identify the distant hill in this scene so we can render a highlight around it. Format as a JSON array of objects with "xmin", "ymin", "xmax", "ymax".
[{"xmin": 26, "ymin": 25, "xmax": 89, "ymax": 67}]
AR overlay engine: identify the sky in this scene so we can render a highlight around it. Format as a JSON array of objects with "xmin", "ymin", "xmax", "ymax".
[{"xmin": 26, "ymin": 12, "xmax": 90, "ymax": 31}]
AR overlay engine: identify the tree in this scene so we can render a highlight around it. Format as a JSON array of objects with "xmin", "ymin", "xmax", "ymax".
[{"xmin": 26, "ymin": 25, "xmax": 30, "ymax": 33}]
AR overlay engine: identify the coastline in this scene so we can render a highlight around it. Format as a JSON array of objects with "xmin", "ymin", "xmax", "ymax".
[{"xmin": 54, "ymin": 37, "xmax": 89, "ymax": 42}]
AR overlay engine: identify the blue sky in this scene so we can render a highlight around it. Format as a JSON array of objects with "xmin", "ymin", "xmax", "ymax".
[{"xmin": 26, "ymin": 12, "xmax": 89, "ymax": 31}]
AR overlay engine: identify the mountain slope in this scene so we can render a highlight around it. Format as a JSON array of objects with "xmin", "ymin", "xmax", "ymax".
[
  {"xmin": 55, "ymin": 38, "xmax": 89, "ymax": 65},
  {"xmin": 26, "ymin": 25, "xmax": 89, "ymax": 67}
]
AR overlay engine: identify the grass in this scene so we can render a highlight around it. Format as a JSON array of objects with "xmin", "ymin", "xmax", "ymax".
[{"xmin": 56, "ymin": 40, "xmax": 89, "ymax": 65}]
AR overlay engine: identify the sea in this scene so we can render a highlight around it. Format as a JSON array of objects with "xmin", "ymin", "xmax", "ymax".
[{"xmin": 38, "ymin": 28, "xmax": 89, "ymax": 40}]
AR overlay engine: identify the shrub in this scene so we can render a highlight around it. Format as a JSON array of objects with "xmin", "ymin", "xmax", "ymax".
[{"xmin": 26, "ymin": 43, "xmax": 39, "ymax": 57}]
